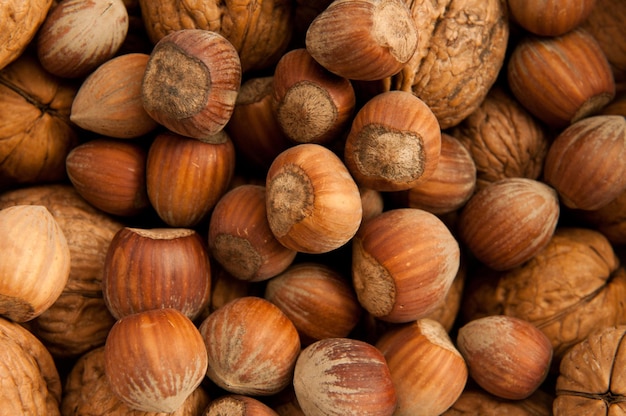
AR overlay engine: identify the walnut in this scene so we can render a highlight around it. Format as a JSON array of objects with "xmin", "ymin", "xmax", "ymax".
[
  {"xmin": 461, "ymin": 227, "xmax": 626, "ymax": 364},
  {"xmin": 0, "ymin": 52, "xmax": 78, "ymax": 189},
  {"xmin": 0, "ymin": 184, "xmax": 123, "ymax": 358},
  {"xmin": 0, "ymin": 0, "xmax": 53, "ymax": 70},
  {"xmin": 0, "ymin": 316, "xmax": 62, "ymax": 415},
  {"xmin": 451, "ymin": 86, "xmax": 550, "ymax": 192},
  {"xmin": 61, "ymin": 346, "xmax": 211, "ymax": 415},
  {"xmin": 554, "ymin": 325, "xmax": 626, "ymax": 415},
  {"xmin": 388, "ymin": 0, "xmax": 509, "ymax": 129},
  {"xmin": 137, "ymin": 0, "xmax": 293, "ymax": 73},
  {"xmin": 442, "ymin": 387, "xmax": 553, "ymax": 415}
]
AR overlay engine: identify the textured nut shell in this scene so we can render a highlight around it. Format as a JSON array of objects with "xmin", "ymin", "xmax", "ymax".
[
  {"xmin": 441, "ymin": 388, "xmax": 554, "ymax": 415},
  {"xmin": 376, "ymin": 319, "xmax": 467, "ymax": 416},
  {"xmin": 71, "ymin": 53, "xmax": 158, "ymax": 138},
  {"xmin": 199, "ymin": 296, "xmax": 300, "ymax": 396},
  {"xmin": 461, "ymin": 228, "xmax": 626, "ymax": 362},
  {"xmin": 0, "ymin": 317, "xmax": 62, "ymax": 415},
  {"xmin": 293, "ymin": 337, "xmax": 397, "ymax": 416},
  {"xmin": 0, "ymin": 184, "xmax": 122, "ymax": 357},
  {"xmin": 205, "ymin": 395, "xmax": 279, "ymax": 416},
  {"xmin": 583, "ymin": 188, "xmax": 626, "ymax": 245},
  {"xmin": 0, "ymin": 205, "xmax": 70, "ymax": 322},
  {"xmin": 0, "ymin": 0, "xmax": 53, "ymax": 70},
  {"xmin": 458, "ymin": 178, "xmax": 560, "ymax": 271},
  {"xmin": 390, "ymin": 0, "xmax": 508, "ymax": 129},
  {"xmin": 36, "ymin": 0, "xmax": 129, "ymax": 78},
  {"xmin": 138, "ymin": 0, "xmax": 293, "ymax": 73},
  {"xmin": 104, "ymin": 308, "xmax": 209, "ymax": 413},
  {"xmin": 62, "ymin": 346, "xmax": 210, "ymax": 416},
  {"xmin": 555, "ymin": 325, "xmax": 626, "ymax": 415},
  {"xmin": 423, "ymin": 257, "xmax": 466, "ymax": 332},
  {"xmin": 544, "ymin": 115, "xmax": 626, "ymax": 211},
  {"xmin": 451, "ymin": 87, "xmax": 549, "ymax": 192},
  {"xmin": 508, "ymin": 0, "xmax": 596, "ymax": 36},
  {"xmin": 0, "ymin": 53, "xmax": 78, "ymax": 188}
]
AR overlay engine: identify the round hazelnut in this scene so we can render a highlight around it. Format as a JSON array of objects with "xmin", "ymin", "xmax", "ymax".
[
  {"xmin": 204, "ymin": 395, "xmax": 280, "ymax": 416},
  {"xmin": 508, "ymin": 0, "xmax": 597, "ymax": 36}
]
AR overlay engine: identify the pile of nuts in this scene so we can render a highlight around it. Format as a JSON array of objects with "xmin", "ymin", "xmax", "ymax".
[{"xmin": 1, "ymin": 0, "xmax": 626, "ymax": 414}]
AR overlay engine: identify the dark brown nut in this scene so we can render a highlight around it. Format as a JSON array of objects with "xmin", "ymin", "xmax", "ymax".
[
  {"xmin": 343, "ymin": 90, "xmax": 441, "ymax": 192},
  {"xmin": 441, "ymin": 387, "xmax": 554, "ymax": 416},
  {"xmin": 272, "ymin": 48, "xmax": 356, "ymax": 145},
  {"xmin": 554, "ymin": 325, "xmax": 626, "ymax": 415},
  {"xmin": 352, "ymin": 208, "xmax": 460, "ymax": 323},
  {"xmin": 387, "ymin": 0, "xmax": 509, "ymax": 129},
  {"xmin": 0, "ymin": 184, "xmax": 123, "ymax": 358},
  {"xmin": 457, "ymin": 178, "xmax": 560, "ymax": 271},
  {"xmin": 36, "ymin": 0, "xmax": 129, "ymax": 79},
  {"xmin": 376, "ymin": 318, "xmax": 467, "ymax": 416},
  {"xmin": 208, "ymin": 184, "xmax": 297, "ymax": 282},
  {"xmin": 70, "ymin": 53, "xmax": 158, "ymax": 139},
  {"xmin": 204, "ymin": 395, "xmax": 279, "ymax": 416},
  {"xmin": 138, "ymin": 0, "xmax": 293, "ymax": 73},
  {"xmin": 264, "ymin": 262, "xmax": 362, "ymax": 346},
  {"xmin": 543, "ymin": 115, "xmax": 626, "ymax": 211},
  {"xmin": 451, "ymin": 86, "xmax": 550, "ymax": 192},
  {"xmin": 65, "ymin": 138, "xmax": 150, "ymax": 217},
  {"xmin": 61, "ymin": 346, "xmax": 211, "ymax": 415},
  {"xmin": 0, "ymin": 52, "xmax": 78, "ymax": 189},
  {"xmin": 141, "ymin": 29, "xmax": 241, "ymax": 141},
  {"xmin": 199, "ymin": 296, "xmax": 301, "ymax": 396},
  {"xmin": 461, "ymin": 227, "xmax": 626, "ymax": 363},
  {"xmin": 507, "ymin": 28, "xmax": 616, "ymax": 129},
  {"xmin": 0, "ymin": 316, "xmax": 62, "ymax": 415},
  {"xmin": 0, "ymin": 0, "xmax": 53, "ymax": 70},
  {"xmin": 508, "ymin": 0, "xmax": 597, "ymax": 36},
  {"xmin": 146, "ymin": 131, "xmax": 236, "ymax": 228},
  {"xmin": 305, "ymin": 0, "xmax": 418, "ymax": 81},
  {"xmin": 293, "ymin": 337, "xmax": 397, "ymax": 416}
]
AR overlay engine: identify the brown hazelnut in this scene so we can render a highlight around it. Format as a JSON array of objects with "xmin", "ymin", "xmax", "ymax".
[
  {"xmin": 293, "ymin": 337, "xmax": 398, "ymax": 416},
  {"xmin": 208, "ymin": 184, "xmax": 297, "ymax": 282},
  {"xmin": 36, "ymin": 0, "xmax": 129, "ymax": 78},
  {"xmin": 508, "ymin": 0, "xmax": 597, "ymax": 36},
  {"xmin": 376, "ymin": 318, "xmax": 468, "ymax": 415},
  {"xmin": 543, "ymin": 115, "xmax": 626, "ymax": 211},
  {"xmin": 104, "ymin": 308, "xmax": 209, "ymax": 413},
  {"xmin": 102, "ymin": 227, "xmax": 211, "ymax": 320},
  {"xmin": 352, "ymin": 208, "xmax": 460, "ymax": 323},
  {"xmin": 265, "ymin": 143, "xmax": 362, "ymax": 254},
  {"xmin": 146, "ymin": 131, "xmax": 236, "ymax": 227},
  {"xmin": 199, "ymin": 296, "xmax": 301, "ymax": 396},
  {"xmin": 457, "ymin": 178, "xmax": 560, "ymax": 271},
  {"xmin": 272, "ymin": 48, "xmax": 356, "ymax": 145},
  {"xmin": 457, "ymin": 315, "xmax": 553, "ymax": 400},
  {"xmin": 204, "ymin": 395, "xmax": 279, "ymax": 416},
  {"xmin": 343, "ymin": 90, "xmax": 441, "ymax": 192},
  {"xmin": 507, "ymin": 27, "xmax": 616, "ymax": 128},
  {"xmin": 582, "ymin": 187, "xmax": 626, "ymax": 245},
  {"xmin": 65, "ymin": 138, "xmax": 150, "ymax": 217},
  {"xmin": 305, "ymin": 0, "xmax": 418, "ymax": 81},
  {"xmin": 141, "ymin": 29, "xmax": 241, "ymax": 141}
]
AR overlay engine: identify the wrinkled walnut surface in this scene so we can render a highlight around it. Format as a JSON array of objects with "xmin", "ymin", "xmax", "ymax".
[{"xmin": 442, "ymin": 388, "xmax": 553, "ymax": 415}]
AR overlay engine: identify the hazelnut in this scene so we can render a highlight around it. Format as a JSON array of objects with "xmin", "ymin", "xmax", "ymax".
[
  {"xmin": 264, "ymin": 262, "xmax": 362, "ymax": 346},
  {"xmin": 208, "ymin": 184, "xmax": 297, "ymax": 282},
  {"xmin": 198, "ymin": 296, "xmax": 301, "ymax": 396},
  {"xmin": 265, "ymin": 143, "xmax": 362, "ymax": 254},
  {"xmin": 305, "ymin": 0, "xmax": 418, "ymax": 81},
  {"xmin": 441, "ymin": 387, "xmax": 554, "ymax": 415},
  {"xmin": 104, "ymin": 308, "xmax": 209, "ymax": 413},
  {"xmin": 36, "ymin": 0, "xmax": 129, "ymax": 78},
  {"xmin": 70, "ymin": 53, "xmax": 158, "ymax": 139},
  {"xmin": 508, "ymin": 0, "xmax": 597, "ymax": 36},
  {"xmin": 543, "ymin": 115, "xmax": 626, "ymax": 211},
  {"xmin": 352, "ymin": 208, "xmax": 460, "ymax": 323},
  {"xmin": 457, "ymin": 178, "xmax": 560, "ymax": 271},
  {"xmin": 65, "ymin": 138, "xmax": 150, "ymax": 217},
  {"xmin": 0, "ymin": 205, "xmax": 70, "ymax": 322},
  {"xmin": 343, "ymin": 90, "xmax": 441, "ymax": 192},
  {"xmin": 376, "ymin": 318, "xmax": 468, "ymax": 415},
  {"xmin": 456, "ymin": 315, "xmax": 553, "ymax": 400},
  {"xmin": 146, "ymin": 131, "xmax": 236, "ymax": 227},
  {"xmin": 582, "ymin": 187, "xmax": 626, "ymax": 245},
  {"xmin": 272, "ymin": 48, "xmax": 356, "ymax": 145},
  {"xmin": 141, "ymin": 29, "xmax": 241, "ymax": 141},
  {"xmin": 293, "ymin": 337, "xmax": 398, "ymax": 416},
  {"xmin": 359, "ymin": 187, "xmax": 384, "ymax": 223},
  {"xmin": 102, "ymin": 227, "xmax": 211, "ymax": 320},
  {"xmin": 507, "ymin": 27, "xmax": 616, "ymax": 128},
  {"xmin": 204, "ymin": 395, "xmax": 280, "ymax": 416}
]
